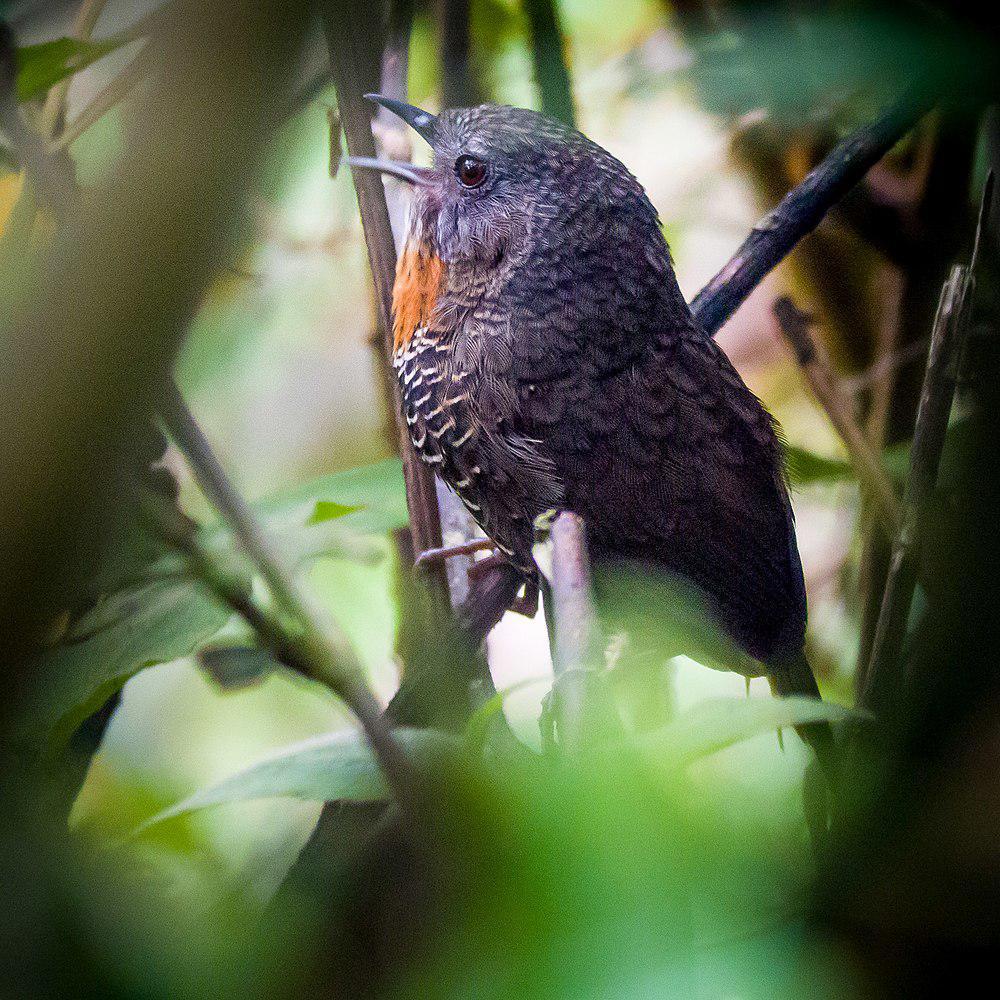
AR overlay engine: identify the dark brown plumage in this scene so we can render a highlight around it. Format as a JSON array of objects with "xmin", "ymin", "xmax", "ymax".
[{"xmin": 356, "ymin": 98, "xmax": 833, "ymax": 770}]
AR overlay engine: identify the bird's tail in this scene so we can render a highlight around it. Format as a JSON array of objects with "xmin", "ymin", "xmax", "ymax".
[{"xmin": 768, "ymin": 650, "xmax": 839, "ymax": 786}]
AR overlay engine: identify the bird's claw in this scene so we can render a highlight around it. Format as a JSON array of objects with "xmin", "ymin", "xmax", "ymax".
[{"xmin": 413, "ymin": 538, "xmax": 494, "ymax": 572}]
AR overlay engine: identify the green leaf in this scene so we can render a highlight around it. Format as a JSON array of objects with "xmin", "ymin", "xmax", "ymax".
[
  {"xmin": 784, "ymin": 445, "xmax": 853, "ymax": 486},
  {"xmin": 15, "ymin": 35, "xmax": 127, "ymax": 103},
  {"xmin": 252, "ymin": 457, "xmax": 408, "ymax": 537},
  {"xmin": 639, "ymin": 695, "xmax": 864, "ymax": 766},
  {"xmin": 198, "ymin": 645, "xmax": 278, "ymax": 691},
  {"xmin": 22, "ymin": 576, "xmax": 230, "ymax": 750},
  {"xmin": 19, "ymin": 458, "xmax": 407, "ymax": 751},
  {"xmin": 307, "ymin": 500, "xmax": 364, "ymax": 524},
  {"xmin": 135, "ymin": 727, "xmax": 458, "ymax": 833}
]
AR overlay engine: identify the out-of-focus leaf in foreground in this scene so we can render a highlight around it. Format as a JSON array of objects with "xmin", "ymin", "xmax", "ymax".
[
  {"xmin": 640, "ymin": 695, "xmax": 859, "ymax": 766},
  {"xmin": 686, "ymin": 8, "xmax": 984, "ymax": 124},
  {"xmin": 23, "ymin": 576, "xmax": 229, "ymax": 750},
  {"xmin": 136, "ymin": 727, "xmax": 458, "ymax": 832},
  {"xmin": 593, "ymin": 565, "xmax": 762, "ymax": 677},
  {"xmin": 127, "ymin": 685, "xmax": 867, "ymax": 996},
  {"xmin": 136, "ymin": 694, "xmax": 856, "ymax": 824},
  {"xmin": 394, "ymin": 747, "xmax": 862, "ymax": 999},
  {"xmin": 14, "ymin": 35, "xmax": 130, "ymax": 102},
  {"xmin": 19, "ymin": 458, "xmax": 406, "ymax": 751}
]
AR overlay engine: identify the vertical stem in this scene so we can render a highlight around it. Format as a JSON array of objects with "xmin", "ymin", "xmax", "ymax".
[
  {"xmin": 547, "ymin": 513, "xmax": 617, "ymax": 751},
  {"xmin": 774, "ymin": 296, "xmax": 902, "ymax": 538},
  {"xmin": 433, "ymin": 0, "xmax": 490, "ymax": 608},
  {"xmin": 321, "ymin": 0, "xmax": 450, "ymax": 618},
  {"xmin": 549, "ymin": 513, "xmax": 599, "ymax": 677},
  {"xmin": 523, "ymin": 0, "xmax": 575, "ymax": 127},
  {"xmin": 855, "ymin": 109, "xmax": 980, "ymax": 683},
  {"xmin": 439, "ymin": 0, "xmax": 480, "ymax": 108}
]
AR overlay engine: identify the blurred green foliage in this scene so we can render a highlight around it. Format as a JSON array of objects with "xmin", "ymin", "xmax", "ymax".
[{"xmin": 14, "ymin": 34, "xmax": 127, "ymax": 101}]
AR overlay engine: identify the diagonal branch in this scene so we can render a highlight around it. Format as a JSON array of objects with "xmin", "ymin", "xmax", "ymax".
[
  {"xmin": 51, "ymin": 41, "xmax": 153, "ymax": 152},
  {"xmin": 691, "ymin": 90, "xmax": 934, "ymax": 337},
  {"xmin": 140, "ymin": 485, "xmax": 418, "ymax": 804},
  {"xmin": 774, "ymin": 296, "xmax": 902, "ymax": 538},
  {"xmin": 160, "ymin": 379, "xmax": 323, "ymax": 629}
]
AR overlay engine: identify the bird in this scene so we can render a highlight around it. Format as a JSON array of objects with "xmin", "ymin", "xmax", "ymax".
[{"xmin": 349, "ymin": 95, "xmax": 835, "ymax": 774}]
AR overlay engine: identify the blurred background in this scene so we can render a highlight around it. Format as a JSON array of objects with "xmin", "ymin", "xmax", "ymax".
[{"xmin": 2, "ymin": 1, "xmax": 998, "ymax": 997}]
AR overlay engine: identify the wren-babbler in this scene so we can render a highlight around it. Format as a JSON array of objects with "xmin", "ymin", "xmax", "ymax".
[{"xmin": 351, "ymin": 96, "xmax": 833, "ymax": 769}]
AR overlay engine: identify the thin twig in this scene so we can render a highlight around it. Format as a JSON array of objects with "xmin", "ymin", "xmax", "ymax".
[
  {"xmin": 843, "ymin": 337, "xmax": 929, "ymax": 396},
  {"xmin": 161, "ymin": 382, "xmax": 422, "ymax": 788},
  {"xmin": 159, "ymin": 380, "xmax": 331, "ymax": 627},
  {"xmin": 774, "ymin": 296, "xmax": 902, "ymax": 537},
  {"xmin": 160, "ymin": 382, "xmax": 399, "ymax": 734},
  {"xmin": 691, "ymin": 90, "xmax": 933, "ymax": 337},
  {"xmin": 861, "ymin": 173, "xmax": 993, "ymax": 714},
  {"xmin": 523, "ymin": 0, "xmax": 575, "ymax": 127}
]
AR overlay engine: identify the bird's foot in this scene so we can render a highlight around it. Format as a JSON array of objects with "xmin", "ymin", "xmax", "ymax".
[
  {"xmin": 413, "ymin": 538, "xmax": 494, "ymax": 572},
  {"xmin": 464, "ymin": 554, "xmax": 538, "ymax": 620}
]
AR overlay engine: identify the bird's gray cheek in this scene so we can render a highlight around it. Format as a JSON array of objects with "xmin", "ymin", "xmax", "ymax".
[{"xmin": 435, "ymin": 203, "xmax": 462, "ymax": 260}]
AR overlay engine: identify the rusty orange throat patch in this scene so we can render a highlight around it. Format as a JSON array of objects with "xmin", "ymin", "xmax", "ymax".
[{"xmin": 392, "ymin": 242, "xmax": 445, "ymax": 352}]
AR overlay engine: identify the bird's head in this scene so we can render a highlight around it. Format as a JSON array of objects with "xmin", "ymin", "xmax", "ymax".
[{"xmin": 350, "ymin": 97, "xmax": 682, "ymax": 352}]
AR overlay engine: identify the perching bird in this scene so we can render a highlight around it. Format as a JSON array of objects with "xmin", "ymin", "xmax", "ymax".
[{"xmin": 351, "ymin": 96, "xmax": 834, "ymax": 772}]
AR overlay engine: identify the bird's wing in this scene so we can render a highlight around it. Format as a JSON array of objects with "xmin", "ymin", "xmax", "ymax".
[{"xmin": 514, "ymin": 322, "xmax": 806, "ymax": 663}]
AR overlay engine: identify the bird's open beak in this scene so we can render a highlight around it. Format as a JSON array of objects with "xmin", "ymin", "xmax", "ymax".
[
  {"xmin": 364, "ymin": 93, "xmax": 438, "ymax": 142},
  {"xmin": 345, "ymin": 155, "xmax": 434, "ymax": 186},
  {"xmin": 345, "ymin": 94, "xmax": 439, "ymax": 185}
]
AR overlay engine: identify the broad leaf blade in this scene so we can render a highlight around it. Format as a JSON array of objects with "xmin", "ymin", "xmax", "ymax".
[
  {"xmin": 253, "ymin": 457, "xmax": 408, "ymax": 536},
  {"xmin": 136, "ymin": 727, "xmax": 458, "ymax": 832},
  {"xmin": 640, "ymin": 695, "xmax": 863, "ymax": 765},
  {"xmin": 23, "ymin": 577, "xmax": 229, "ymax": 750}
]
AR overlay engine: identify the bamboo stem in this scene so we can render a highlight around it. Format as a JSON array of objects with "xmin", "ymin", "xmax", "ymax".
[
  {"xmin": 861, "ymin": 173, "xmax": 992, "ymax": 713},
  {"xmin": 523, "ymin": 0, "xmax": 575, "ymax": 127},
  {"xmin": 321, "ymin": 0, "xmax": 449, "ymax": 614}
]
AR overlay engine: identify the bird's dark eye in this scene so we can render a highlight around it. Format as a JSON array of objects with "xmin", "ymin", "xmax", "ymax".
[{"xmin": 455, "ymin": 155, "xmax": 487, "ymax": 188}]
